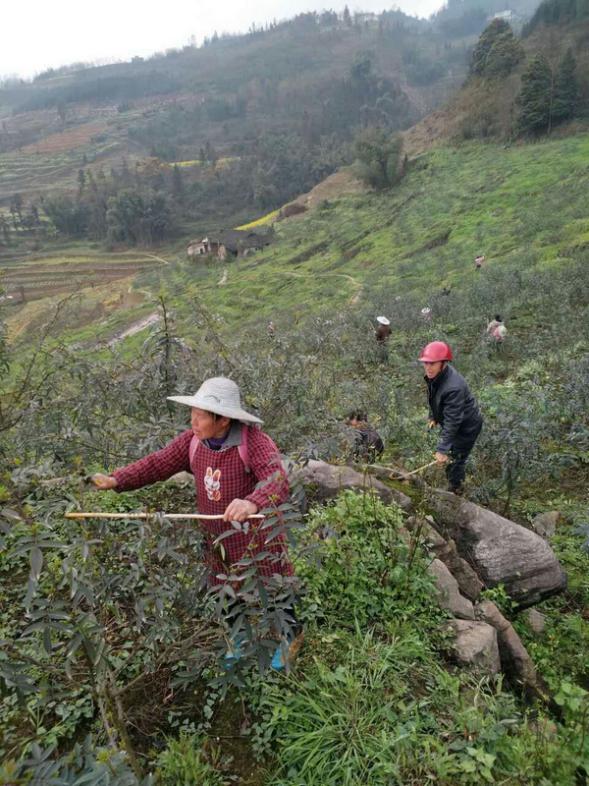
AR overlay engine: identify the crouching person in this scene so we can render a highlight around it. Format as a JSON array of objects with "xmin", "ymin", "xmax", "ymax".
[{"xmin": 91, "ymin": 376, "xmax": 300, "ymax": 671}]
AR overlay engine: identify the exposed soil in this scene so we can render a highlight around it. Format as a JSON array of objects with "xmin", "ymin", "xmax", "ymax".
[{"xmin": 107, "ymin": 312, "xmax": 160, "ymax": 346}]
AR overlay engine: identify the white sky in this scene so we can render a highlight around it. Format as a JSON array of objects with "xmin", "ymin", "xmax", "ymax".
[{"xmin": 1, "ymin": 0, "xmax": 444, "ymax": 80}]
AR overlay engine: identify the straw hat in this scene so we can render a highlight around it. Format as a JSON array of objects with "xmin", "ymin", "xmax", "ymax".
[
  {"xmin": 167, "ymin": 377, "xmax": 263, "ymax": 424},
  {"xmin": 376, "ymin": 316, "xmax": 390, "ymax": 325}
]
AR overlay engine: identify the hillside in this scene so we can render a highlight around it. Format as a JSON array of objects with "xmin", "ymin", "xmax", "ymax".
[
  {"xmin": 1, "ymin": 130, "xmax": 589, "ymax": 784},
  {"xmin": 404, "ymin": 13, "xmax": 589, "ymax": 151},
  {"xmin": 2, "ymin": 7, "xmax": 589, "ymax": 783},
  {"xmin": 0, "ymin": 5, "xmax": 521, "ymax": 238}
]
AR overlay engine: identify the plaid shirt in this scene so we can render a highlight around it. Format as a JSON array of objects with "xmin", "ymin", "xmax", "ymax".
[{"xmin": 113, "ymin": 426, "xmax": 293, "ymax": 582}]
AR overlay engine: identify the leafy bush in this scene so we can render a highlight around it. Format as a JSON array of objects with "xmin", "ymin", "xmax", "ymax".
[
  {"xmin": 353, "ymin": 128, "xmax": 405, "ymax": 190},
  {"xmin": 296, "ymin": 490, "xmax": 437, "ymax": 629}
]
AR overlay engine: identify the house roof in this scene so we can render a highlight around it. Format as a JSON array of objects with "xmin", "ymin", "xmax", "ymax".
[{"xmin": 218, "ymin": 229, "xmax": 272, "ymax": 253}]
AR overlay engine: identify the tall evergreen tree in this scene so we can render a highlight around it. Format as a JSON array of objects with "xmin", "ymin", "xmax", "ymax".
[
  {"xmin": 552, "ymin": 48, "xmax": 578, "ymax": 125},
  {"xmin": 470, "ymin": 20, "xmax": 523, "ymax": 79},
  {"xmin": 517, "ymin": 54, "xmax": 553, "ymax": 135}
]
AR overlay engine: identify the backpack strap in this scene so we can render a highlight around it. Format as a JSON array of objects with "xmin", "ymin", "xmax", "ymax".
[
  {"xmin": 189, "ymin": 435, "xmax": 200, "ymax": 466},
  {"xmin": 188, "ymin": 427, "xmax": 250, "ymax": 473},
  {"xmin": 238, "ymin": 424, "xmax": 251, "ymax": 473}
]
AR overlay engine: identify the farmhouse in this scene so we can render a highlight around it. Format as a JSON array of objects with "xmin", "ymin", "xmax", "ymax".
[
  {"xmin": 187, "ymin": 230, "xmax": 272, "ymax": 261},
  {"xmin": 187, "ymin": 237, "xmax": 220, "ymax": 258}
]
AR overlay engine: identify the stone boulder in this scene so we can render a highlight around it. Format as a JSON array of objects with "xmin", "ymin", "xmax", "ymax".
[
  {"xmin": 476, "ymin": 600, "xmax": 538, "ymax": 689},
  {"xmin": 426, "ymin": 490, "xmax": 566, "ymax": 608},
  {"xmin": 448, "ymin": 619, "xmax": 500, "ymax": 675},
  {"xmin": 427, "ymin": 559, "xmax": 474, "ymax": 619},
  {"xmin": 407, "ymin": 516, "xmax": 483, "ymax": 601},
  {"xmin": 524, "ymin": 608, "xmax": 546, "ymax": 635},
  {"xmin": 296, "ymin": 460, "xmax": 412, "ymax": 510},
  {"xmin": 531, "ymin": 511, "xmax": 562, "ymax": 539}
]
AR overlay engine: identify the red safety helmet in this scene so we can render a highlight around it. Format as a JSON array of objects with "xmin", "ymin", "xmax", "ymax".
[{"xmin": 418, "ymin": 341, "xmax": 453, "ymax": 362}]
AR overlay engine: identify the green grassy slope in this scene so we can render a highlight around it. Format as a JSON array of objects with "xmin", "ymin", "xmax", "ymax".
[{"xmin": 149, "ymin": 133, "xmax": 589, "ymax": 327}]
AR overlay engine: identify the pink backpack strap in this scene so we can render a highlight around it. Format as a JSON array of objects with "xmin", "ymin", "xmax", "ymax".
[
  {"xmin": 239, "ymin": 424, "xmax": 251, "ymax": 473},
  {"xmin": 189, "ymin": 435, "xmax": 200, "ymax": 466},
  {"xmin": 189, "ymin": 428, "xmax": 250, "ymax": 472}
]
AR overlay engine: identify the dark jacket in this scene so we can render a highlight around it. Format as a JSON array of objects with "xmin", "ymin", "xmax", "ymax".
[
  {"xmin": 426, "ymin": 364, "xmax": 483, "ymax": 453},
  {"xmin": 352, "ymin": 425, "xmax": 384, "ymax": 461},
  {"xmin": 375, "ymin": 324, "xmax": 391, "ymax": 343}
]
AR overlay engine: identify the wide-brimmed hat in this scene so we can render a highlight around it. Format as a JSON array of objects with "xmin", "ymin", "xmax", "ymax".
[
  {"xmin": 376, "ymin": 316, "xmax": 390, "ymax": 325},
  {"xmin": 167, "ymin": 377, "xmax": 263, "ymax": 424}
]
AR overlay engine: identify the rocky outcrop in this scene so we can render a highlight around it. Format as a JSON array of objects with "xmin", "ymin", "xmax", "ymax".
[
  {"xmin": 407, "ymin": 516, "xmax": 483, "ymax": 601},
  {"xmin": 427, "ymin": 559, "xmax": 474, "ymax": 619},
  {"xmin": 295, "ymin": 460, "xmax": 412, "ymax": 510},
  {"xmin": 426, "ymin": 490, "xmax": 566, "ymax": 607},
  {"xmin": 476, "ymin": 600, "xmax": 539, "ymax": 689},
  {"xmin": 448, "ymin": 619, "xmax": 501, "ymax": 675}
]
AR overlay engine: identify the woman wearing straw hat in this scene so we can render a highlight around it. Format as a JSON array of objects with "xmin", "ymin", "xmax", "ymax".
[{"xmin": 91, "ymin": 376, "xmax": 296, "ymax": 668}]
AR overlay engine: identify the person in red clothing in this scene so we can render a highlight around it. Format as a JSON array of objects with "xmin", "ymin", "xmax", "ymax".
[{"xmin": 91, "ymin": 376, "xmax": 298, "ymax": 669}]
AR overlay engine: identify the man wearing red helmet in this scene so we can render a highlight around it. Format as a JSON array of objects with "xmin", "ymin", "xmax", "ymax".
[{"xmin": 419, "ymin": 341, "xmax": 483, "ymax": 494}]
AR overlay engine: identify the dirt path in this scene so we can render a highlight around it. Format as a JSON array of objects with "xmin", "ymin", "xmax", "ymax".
[{"xmin": 107, "ymin": 312, "xmax": 160, "ymax": 346}]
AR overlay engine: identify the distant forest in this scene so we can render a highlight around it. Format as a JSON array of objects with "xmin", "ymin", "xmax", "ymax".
[{"xmin": 0, "ymin": 0, "xmax": 543, "ymax": 244}]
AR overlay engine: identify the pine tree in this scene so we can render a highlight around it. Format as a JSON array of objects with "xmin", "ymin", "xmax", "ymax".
[
  {"xmin": 517, "ymin": 54, "xmax": 553, "ymax": 135},
  {"xmin": 470, "ymin": 19, "xmax": 524, "ymax": 79},
  {"xmin": 343, "ymin": 5, "xmax": 352, "ymax": 27},
  {"xmin": 552, "ymin": 48, "xmax": 578, "ymax": 125}
]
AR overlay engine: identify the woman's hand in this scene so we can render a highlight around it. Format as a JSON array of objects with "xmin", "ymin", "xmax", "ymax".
[
  {"xmin": 224, "ymin": 498, "xmax": 258, "ymax": 522},
  {"xmin": 428, "ymin": 420, "xmax": 438, "ymax": 429},
  {"xmin": 91, "ymin": 474, "xmax": 118, "ymax": 490},
  {"xmin": 434, "ymin": 452, "xmax": 449, "ymax": 464}
]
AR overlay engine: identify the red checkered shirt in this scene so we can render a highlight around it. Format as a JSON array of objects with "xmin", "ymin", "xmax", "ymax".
[{"xmin": 113, "ymin": 425, "xmax": 293, "ymax": 583}]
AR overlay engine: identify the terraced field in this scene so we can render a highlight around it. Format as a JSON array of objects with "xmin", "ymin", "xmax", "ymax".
[
  {"xmin": 0, "ymin": 250, "xmax": 162, "ymax": 302},
  {"xmin": 0, "ymin": 138, "xmax": 127, "ymax": 202}
]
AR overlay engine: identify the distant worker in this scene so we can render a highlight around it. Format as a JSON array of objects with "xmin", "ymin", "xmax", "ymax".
[
  {"xmin": 345, "ymin": 410, "xmax": 384, "ymax": 462},
  {"xmin": 486, "ymin": 314, "xmax": 507, "ymax": 342},
  {"xmin": 375, "ymin": 316, "xmax": 391, "ymax": 343},
  {"xmin": 475, "ymin": 255, "xmax": 485, "ymax": 269},
  {"xmin": 421, "ymin": 306, "xmax": 432, "ymax": 321},
  {"xmin": 267, "ymin": 320, "xmax": 276, "ymax": 338},
  {"xmin": 419, "ymin": 341, "xmax": 483, "ymax": 495},
  {"xmin": 375, "ymin": 316, "xmax": 391, "ymax": 362}
]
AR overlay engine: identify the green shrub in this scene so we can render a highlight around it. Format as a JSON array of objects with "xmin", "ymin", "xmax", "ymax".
[{"xmin": 296, "ymin": 490, "xmax": 437, "ymax": 630}]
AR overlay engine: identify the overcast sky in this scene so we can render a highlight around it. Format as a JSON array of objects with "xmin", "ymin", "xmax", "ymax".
[{"xmin": 1, "ymin": 0, "xmax": 444, "ymax": 80}]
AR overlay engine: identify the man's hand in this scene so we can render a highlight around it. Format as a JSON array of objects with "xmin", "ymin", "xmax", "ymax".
[
  {"xmin": 435, "ymin": 452, "xmax": 449, "ymax": 464},
  {"xmin": 224, "ymin": 498, "xmax": 258, "ymax": 522},
  {"xmin": 91, "ymin": 474, "xmax": 118, "ymax": 490},
  {"xmin": 428, "ymin": 420, "xmax": 438, "ymax": 430}
]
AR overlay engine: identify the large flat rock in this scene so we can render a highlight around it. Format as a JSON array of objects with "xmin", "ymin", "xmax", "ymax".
[
  {"xmin": 295, "ymin": 460, "xmax": 412, "ymax": 510},
  {"xmin": 427, "ymin": 490, "xmax": 566, "ymax": 608}
]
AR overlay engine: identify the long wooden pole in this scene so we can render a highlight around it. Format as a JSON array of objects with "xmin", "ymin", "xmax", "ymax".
[
  {"xmin": 404, "ymin": 460, "xmax": 439, "ymax": 477},
  {"xmin": 65, "ymin": 512, "xmax": 265, "ymax": 521}
]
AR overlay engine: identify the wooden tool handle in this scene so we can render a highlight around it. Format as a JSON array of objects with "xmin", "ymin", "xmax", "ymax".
[{"xmin": 65, "ymin": 512, "xmax": 265, "ymax": 521}]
